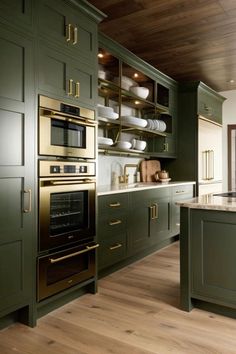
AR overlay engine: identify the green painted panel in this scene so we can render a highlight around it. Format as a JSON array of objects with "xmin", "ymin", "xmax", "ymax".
[
  {"xmin": 0, "ymin": 0, "xmax": 32, "ymax": 30},
  {"xmin": 0, "ymin": 110, "xmax": 23, "ymax": 166}
]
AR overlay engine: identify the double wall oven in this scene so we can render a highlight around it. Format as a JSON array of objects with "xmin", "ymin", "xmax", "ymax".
[{"xmin": 37, "ymin": 96, "xmax": 98, "ymax": 302}]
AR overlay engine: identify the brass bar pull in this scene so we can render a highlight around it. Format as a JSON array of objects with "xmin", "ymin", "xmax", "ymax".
[
  {"xmin": 68, "ymin": 79, "xmax": 73, "ymax": 96},
  {"xmin": 73, "ymin": 26, "xmax": 78, "ymax": 45},
  {"xmin": 50, "ymin": 243, "xmax": 99, "ymax": 264},
  {"xmin": 150, "ymin": 205, "xmax": 155, "ymax": 220},
  {"xmin": 109, "ymin": 243, "xmax": 122, "ymax": 251},
  {"xmin": 153, "ymin": 203, "xmax": 158, "ymax": 219},
  {"xmin": 109, "ymin": 220, "xmax": 122, "ymax": 226},
  {"xmin": 109, "ymin": 202, "xmax": 120, "ymax": 207},
  {"xmin": 23, "ymin": 189, "xmax": 32, "ymax": 213},
  {"xmin": 163, "ymin": 142, "xmax": 168, "ymax": 152},
  {"xmin": 50, "ymin": 179, "xmax": 94, "ymax": 185},
  {"xmin": 75, "ymin": 82, "xmax": 80, "ymax": 98},
  {"xmin": 175, "ymin": 190, "xmax": 185, "ymax": 194},
  {"xmin": 66, "ymin": 24, "xmax": 72, "ymax": 42}
]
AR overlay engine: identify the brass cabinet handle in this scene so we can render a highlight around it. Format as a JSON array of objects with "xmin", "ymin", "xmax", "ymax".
[
  {"xmin": 66, "ymin": 24, "xmax": 72, "ymax": 42},
  {"xmin": 50, "ymin": 243, "xmax": 99, "ymax": 264},
  {"xmin": 23, "ymin": 189, "xmax": 32, "ymax": 213},
  {"xmin": 109, "ymin": 202, "xmax": 120, "ymax": 207},
  {"xmin": 73, "ymin": 26, "xmax": 78, "ymax": 45},
  {"xmin": 109, "ymin": 243, "xmax": 122, "ymax": 251},
  {"xmin": 150, "ymin": 205, "xmax": 155, "ymax": 220},
  {"xmin": 175, "ymin": 190, "xmax": 185, "ymax": 194},
  {"xmin": 75, "ymin": 82, "xmax": 80, "ymax": 98},
  {"xmin": 68, "ymin": 79, "xmax": 73, "ymax": 96},
  {"xmin": 163, "ymin": 142, "xmax": 168, "ymax": 152},
  {"xmin": 153, "ymin": 203, "xmax": 158, "ymax": 219},
  {"xmin": 109, "ymin": 219, "xmax": 122, "ymax": 226},
  {"xmin": 176, "ymin": 223, "xmax": 180, "ymax": 227}
]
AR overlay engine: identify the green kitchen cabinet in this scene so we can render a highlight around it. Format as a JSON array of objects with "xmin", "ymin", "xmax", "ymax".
[
  {"xmin": 0, "ymin": 0, "xmax": 33, "ymax": 33},
  {"xmin": 37, "ymin": 0, "xmax": 99, "ymax": 65},
  {"xmin": 37, "ymin": 42, "xmax": 96, "ymax": 107},
  {"xmin": 0, "ymin": 25, "xmax": 36, "ymax": 326},
  {"xmin": 171, "ymin": 184, "xmax": 194, "ymax": 236},
  {"xmin": 97, "ymin": 193, "xmax": 128, "ymax": 270},
  {"xmin": 180, "ymin": 208, "xmax": 236, "ymax": 314},
  {"xmin": 128, "ymin": 188, "xmax": 171, "ymax": 255}
]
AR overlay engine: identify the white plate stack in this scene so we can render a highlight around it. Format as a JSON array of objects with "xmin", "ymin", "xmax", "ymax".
[
  {"xmin": 97, "ymin": 105, "xmax": 119, "ymax": 120},
  {"xmin": 98, "ymin": 137, "xmax": 113, "ymax": 148},
  {"xmin": 146, "ymin": 119, "xmax": 166, "ymax": 132}
]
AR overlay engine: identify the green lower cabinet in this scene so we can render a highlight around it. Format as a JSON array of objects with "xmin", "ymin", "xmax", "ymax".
[
  {"xmin": 191, "ymin": 209, "xmax": 236, "ymax": 308},
  {"xmin": 98, "ymin": 233, "xmax": 127, "ymax": 270}
]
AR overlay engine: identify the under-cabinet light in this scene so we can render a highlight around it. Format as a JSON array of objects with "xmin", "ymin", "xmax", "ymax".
[{"xmin": 98, "ymin": 53, "xmax": 104, "ymax": 58}]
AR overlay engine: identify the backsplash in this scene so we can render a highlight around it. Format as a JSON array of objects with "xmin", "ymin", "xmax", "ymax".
[{"xmin": 97, "ymin": 155, "xmax": 143, "ymax": 186}]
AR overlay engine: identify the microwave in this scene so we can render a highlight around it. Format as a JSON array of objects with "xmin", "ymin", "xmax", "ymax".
[{"xmin": 39, "ymin": 96, "xmax": 96, "ymax": 159}]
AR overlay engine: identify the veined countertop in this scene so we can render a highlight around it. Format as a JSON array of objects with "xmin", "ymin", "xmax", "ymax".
[
  {"xmin": 97, "ymin": 181, "xmax": 195, "ymax": 196},
  {"xmin": 176, "ymin": 194, "xmax": 236, "ymax": 212}
]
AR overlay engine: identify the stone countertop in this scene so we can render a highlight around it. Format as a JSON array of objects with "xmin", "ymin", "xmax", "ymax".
[
  {"xmin": 176, "ymin": 194, "xmax": 236, "ymax": 212},
  {"xmin": 97, "ymin": 181, "xmax": 195, "ymax": 196}
]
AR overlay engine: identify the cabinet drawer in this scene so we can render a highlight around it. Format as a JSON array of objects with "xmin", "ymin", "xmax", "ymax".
[
  {"xmin": 98, "ymin": 211, "xmax": 127, "ymax": 238},
  {"xmin": 98, "ymin": 233, "xmax": 127, "ymax": 270},
  {"xmin": 98, "ymin": 193, "xmax": 128, "ymax": 214},
  {"xmin": 172, "ymin": 184, "xmax": 194, "ymax": 198}
]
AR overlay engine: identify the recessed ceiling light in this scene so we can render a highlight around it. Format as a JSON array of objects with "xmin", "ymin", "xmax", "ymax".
[
  {"xmin": 229, "ymin": 79, "xmax": 235, "ymax": 83},
  {"xmin": 134, "ymin": 73, "xmax": 139, "ymax": 78},
  {"xmin": 98, "ymin": 53, "xmax": 104, "ymax": 58}
]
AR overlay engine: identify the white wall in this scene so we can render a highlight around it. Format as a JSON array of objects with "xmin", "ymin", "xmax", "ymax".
[{"xmin": 219, "ymin": 90, "xmax": 236, "ymax": 191}]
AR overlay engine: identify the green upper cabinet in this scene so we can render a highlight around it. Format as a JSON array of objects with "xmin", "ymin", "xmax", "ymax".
[
  {"xmin": 37, "ymin": 0, "xmax": 101, "ymax": 65},
  {"xmin": 0, "ymin": 24, "xmax": 36, "ymax": 325},
  {"xmin": 0, "ymin": 0, "xmax": 33, "ymax": 33},
  {"xmin": 37, "ymin": 42, "xmax": 96, "ymax": 107},
  {"xmin": 97, "ymin": 33, "xmax": 178, "ymax": 158},
  {"xmin": 36, "ymin": 0, "xmax": 105, "ymax": 107},
  {"xmin": 197, "ymin": 83, "xmax": 224, "ymax": 125}
]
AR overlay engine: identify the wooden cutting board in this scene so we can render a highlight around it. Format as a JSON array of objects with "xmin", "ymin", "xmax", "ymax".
[{"xmin": 140, "ymin": 160, "xmax": 161, "ymax": 182}]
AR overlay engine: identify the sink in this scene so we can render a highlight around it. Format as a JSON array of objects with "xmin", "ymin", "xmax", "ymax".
[{"xmin": 213, "ymin": 192, "xmax": 236, "ymax": 198}]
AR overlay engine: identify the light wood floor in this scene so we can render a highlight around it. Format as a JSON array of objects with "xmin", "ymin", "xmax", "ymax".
[{"xmin": 1, "ymin": 242, "xmax": 236, "ymax": 354}]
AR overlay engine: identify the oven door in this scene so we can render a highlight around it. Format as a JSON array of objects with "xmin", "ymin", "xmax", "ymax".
[
  {"xmin": 39, "ymin": 114, "xmax": 96, "ymax": 159},
  {"xmin": 37, "ymin": 241, "xmax": 98, "ymax": 301},
  {"xmin": 39, "ymin": 178, "xmax": 96, "ymax": 251}
]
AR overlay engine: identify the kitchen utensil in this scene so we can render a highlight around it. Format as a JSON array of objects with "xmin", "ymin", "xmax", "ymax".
[
  {"xmin": 140, "ymin": 160, "xmax": 161, "ymax": 182},
  {"xmin": 158, "ymin": 170, "xmax": 169, "ymax": 179}
]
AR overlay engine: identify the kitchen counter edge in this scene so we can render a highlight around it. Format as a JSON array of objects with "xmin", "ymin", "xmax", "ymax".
[
  {"xmin": 176, "ymin": 194, "xmax": 236, "ymax": 212},
  {"xmin": 97, "ymin": 181, "xmax": 195, "ymax": 196}
]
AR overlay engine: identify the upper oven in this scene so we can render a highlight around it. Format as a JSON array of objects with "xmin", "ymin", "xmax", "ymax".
[
  {"xmin": 39, "ymin": 160, "xmax": 96, "ymax": 252},
  {"xmin": 39, "ymin": 95, "xmax": 96, "ymax": 159}
]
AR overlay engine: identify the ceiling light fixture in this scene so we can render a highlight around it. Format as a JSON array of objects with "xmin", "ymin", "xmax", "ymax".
[{"xmin": 98, "ymin": 53, "xmax": 104, "ymax": 58}]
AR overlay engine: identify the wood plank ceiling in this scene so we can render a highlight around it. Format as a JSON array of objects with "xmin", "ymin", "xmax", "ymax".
[{"xmin": 88, "ymin": 0, "xmax": 236, "ymax": 92}]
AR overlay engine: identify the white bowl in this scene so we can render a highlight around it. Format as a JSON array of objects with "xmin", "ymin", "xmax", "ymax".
[
  {"xmin": 121, "ymin": 116, "xmax": 147, "ymax": 128},
  {"xmin": 97, "ymin": 105, "xmax": 114, "ymax": 119},
  {"xmin": 98, "ymin": 137, "xmax": 113, "ymax": 146},
  {"xmin": 129, "ymin": 86, "xmax": 149, "ymax": 99},
  {"xmin": 114, "ymin": 141, "xmax": 132, "ymax": 150},
  {"xmin": 131, "ymin": 139, "xmax": 147, "ymax": 151},
  {"xmin": 114, "ymin": 76, "xmax": 138, "ymax": 90}
]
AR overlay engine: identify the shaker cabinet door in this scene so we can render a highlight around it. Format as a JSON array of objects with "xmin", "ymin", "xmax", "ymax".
[
  {"xmin": 0, "ymin": 0, "xmax": 33, "ymax": 32},
  {"xmin": 0, "ymin": 26, "xmax": 35, "ymax": 321}
]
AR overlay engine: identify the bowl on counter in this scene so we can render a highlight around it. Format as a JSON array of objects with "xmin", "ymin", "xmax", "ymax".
[
  {"xmin": 129, "ymin": 86, "xmax": 149, "ymax": 99},
  {"xmin": 113, "ymin": 141, "xmax": 132, "ymax": 150},
  {"xmin": 131, "ymin": 139, "xmax": 147, "ymax": 151}
]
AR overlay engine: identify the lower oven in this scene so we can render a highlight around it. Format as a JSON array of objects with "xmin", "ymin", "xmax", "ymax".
[
  {"xmin": 39, "ymin": 160, "xmax": 96, "ymax": 251},
  {"xmin": 37, "ymin": 241, "xmax": 98, "ymax": 301}
]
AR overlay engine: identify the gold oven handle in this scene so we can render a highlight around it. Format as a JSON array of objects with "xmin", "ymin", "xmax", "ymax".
[
  {"xmin": 49, "ymin": 179, "xmax": 94, "ymax": 185},
  {"xmin": 50, "ymin": 244, "xmax": 99, "ymax": 264},
  {"xmin": 23, "ymin": 189, "xmax": 32, "ymax": 213}
]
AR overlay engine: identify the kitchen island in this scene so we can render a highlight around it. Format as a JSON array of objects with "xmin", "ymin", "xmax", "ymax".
[{"xmin": 178, "ymin": 194, "xmax": 236, "ymax": 318}]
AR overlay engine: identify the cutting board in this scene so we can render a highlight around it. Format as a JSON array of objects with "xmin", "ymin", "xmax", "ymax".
[{"xmin": 140, "ymin": 160, "xmax": 161, "ymax": 182}]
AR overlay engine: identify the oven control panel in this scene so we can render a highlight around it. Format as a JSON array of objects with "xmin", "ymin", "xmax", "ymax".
[{"xmin": 39, "ymin": 160, "xmax": 95, "ymax": 177}]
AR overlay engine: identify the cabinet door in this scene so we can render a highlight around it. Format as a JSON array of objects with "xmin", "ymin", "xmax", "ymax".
[
  {"xmin": 0, "ymin": 0, "xmax": 33, "ymax": 31},
  {"xmin": 37, "ymin": 0, "xmax": 97, "ymax": 64},
  {"xmin": 0, "ymin": 27, "xmax": 35, "ymax": 320},
  {"xmin": 150, "ymin": 197, "xmax": 171, "ymax": 243},
  {"xmin": 198, "ymin": 89, "xmax": 223, "ymax": 124},
  {"xmin": 191, "ymin": 210, "xmax": 236, "ymax": 307}
]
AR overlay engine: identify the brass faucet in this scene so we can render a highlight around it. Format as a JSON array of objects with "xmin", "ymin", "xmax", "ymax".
[{"xmin": 118, "ymin": 164, "xmax": 139, "ymax": 184}]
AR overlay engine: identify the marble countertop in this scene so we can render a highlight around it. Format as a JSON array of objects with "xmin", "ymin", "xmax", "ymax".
[
  {"xmin": 176, "ymin": 194, "xmax": 236, "ymax": 212},
  {"xmin": 97, "ymin": 181, "xmax": 195, "ymax": 196}
]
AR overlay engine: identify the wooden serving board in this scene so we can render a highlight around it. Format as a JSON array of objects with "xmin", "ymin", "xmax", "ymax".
[{"xmin": 140, "ymin": 160, "xmax": 161, "ymax": 182}]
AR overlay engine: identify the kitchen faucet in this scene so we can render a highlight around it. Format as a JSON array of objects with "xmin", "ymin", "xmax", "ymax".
[{"xmin": 119, "ymin": 164, "xmax": 139, "ymax": 184}]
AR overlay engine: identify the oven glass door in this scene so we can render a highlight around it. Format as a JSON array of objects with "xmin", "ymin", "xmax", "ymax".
[
  {"xmin": 39, "ymin": 180, "xmax": 95, "ymax": 251},
  {"xmin": 37, "ymin": 242, "xmax": 98, "ymax": 301},
  {"xmin": 39, "ymin": 115, "xmax": 96, "ymax": 159}
]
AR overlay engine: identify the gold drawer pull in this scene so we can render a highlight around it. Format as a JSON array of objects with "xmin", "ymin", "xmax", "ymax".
[
  {"xmin": 109, "ymin": 202, "xmax": 121, "ymax": 207},
  {"xmin": 73, "ymin": 26, "xmax": 78, "ymax": 45},
  {"xmin": 68, "ymin": 79, "xmax": 73, "ymax": 96},
  {"xmin": 23, "ymin": 189, "xmax": 32, "ymax": 213},
  {"xmin": 109, "ymin": 243, "xmax": 122, "ymax": 251},
  {"xmin": 75, "ymin": 82, "xmax": 80, "ymax": 98},
  {"xmin": 66, "ymin": 23, "xmax": 72, "ymax": 42},
  {"xmin": 109, "ymin": 219, "xmax": 122, "ymax": 226},
  {"xmin": 50, "ymin": 243, "xmax": 99, "ymax": 264},
  {"xmin": 150, "ymin": 205, "xmax": 155, "ymax": 220}
]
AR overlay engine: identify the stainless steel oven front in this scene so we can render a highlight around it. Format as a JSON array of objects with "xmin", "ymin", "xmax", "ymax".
[
  {"xmin": 39, "ymin": 160, "xmax": 96, "ymax": 252},
  {"xmin": 39, "ymin": 95, "xmax": 96, "ymax": 159}
]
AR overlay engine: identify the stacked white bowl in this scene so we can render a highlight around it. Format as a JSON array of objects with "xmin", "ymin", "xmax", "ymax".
[{"xmin": 97, "ymin": 104, "xmax": 119, "ymax": 120}]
